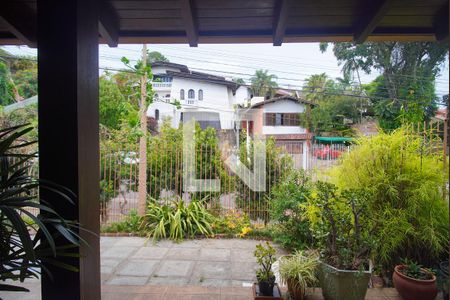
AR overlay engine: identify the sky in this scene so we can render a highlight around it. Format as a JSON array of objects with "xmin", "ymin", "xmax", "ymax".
[{"xmin": 3, "ymin": 43, "xmax": 449, "ymax": 97}]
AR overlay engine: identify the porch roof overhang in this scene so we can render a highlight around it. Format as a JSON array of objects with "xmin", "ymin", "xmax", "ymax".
[{"xmin": 1, "ymin": 0, "xmax": 449, "ymax": 48}]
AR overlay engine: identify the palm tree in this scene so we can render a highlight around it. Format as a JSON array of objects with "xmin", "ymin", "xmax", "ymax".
[
  {"xmin": 250, "ymin": 70, "xmax": 278, "ymax": 99},
  {"xmin": 302, "ymin": 73, "xmax": 334, "ymax": 103}
]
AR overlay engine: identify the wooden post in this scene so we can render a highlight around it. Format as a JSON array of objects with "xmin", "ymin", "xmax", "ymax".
[
  {"xmin": 138, "ymin": 44, "xmax": 148, "ymax": 216},
  {"xmin": 37, "ymin": 0, "xmax": 100, "ymax": 299}
]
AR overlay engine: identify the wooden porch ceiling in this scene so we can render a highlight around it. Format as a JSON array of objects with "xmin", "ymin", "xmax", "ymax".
[{"xmin": 0, "ymin": 0, "xmax": 449, "ymax": 47}]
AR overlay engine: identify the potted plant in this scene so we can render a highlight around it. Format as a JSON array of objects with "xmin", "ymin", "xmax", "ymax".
[
  {"xmin": 253, "ymin": 241, "xmax": 281, "ymax": 298},
  {"xmin": 279, "ymin": 250, "xmax": 319, "ymax": 300},
  {"xmin": 393, "ymin": 259, "xmax": 438, "ymax": 300},
  {"xmin": 305, "ymin": 182, "xmax": 372, "ymax": 300}
]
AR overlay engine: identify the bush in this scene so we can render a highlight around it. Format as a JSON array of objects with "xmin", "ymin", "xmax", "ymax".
[
  {"xmin": 141, "ymin": 197, "xmax": 215, "ymax": 242},
  {"xmin": 211, "ymin": 210, "xmax": 251, "ymax": 237},
  {"xmin": 101, "ymin": 209, "xmax": 142, "ymax": 234},
  {"xmin": 236, "ymin": 135, "xmax": 293, "ymax": 222},
  {"xmin": 331, "ymin": 126, "xmax": 448, "ymax": 271},
  {"xmin": 304, "ymin": 182, "xmax": 372, "ymax": 270},
  {"xmin": 268, "ymin": 170, "xmax": 313, "ymax": 250}
]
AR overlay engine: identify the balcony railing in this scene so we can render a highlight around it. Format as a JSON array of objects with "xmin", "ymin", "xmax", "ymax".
[{"xmin": 152, "ymin": 82, "xmax": 172, "ymax": 88}]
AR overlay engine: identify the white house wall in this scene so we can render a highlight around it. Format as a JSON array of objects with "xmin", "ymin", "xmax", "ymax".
[
  {"xmin": 263, "ymin": 100, "xmax": 305, "ymax": 113},
  {"xmin": 262, "ymin": 99, "xmax": 307, "ymax": 135},
  {"xmin": 148, "ymin": 65, "xmax": 251, "ymax": 131}
]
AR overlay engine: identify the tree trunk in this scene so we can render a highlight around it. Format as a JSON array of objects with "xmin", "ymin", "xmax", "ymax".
[{"xmin": 138, "ymin": 44, "xmax": 148, "ymax": 216}]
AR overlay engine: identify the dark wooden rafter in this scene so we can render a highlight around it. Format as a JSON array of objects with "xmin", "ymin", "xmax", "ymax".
[
  {"xmin": 353, "ymin": 0, "xmax": 394, "ymax": 44},
  {"xmin": 273, "ymin": 0, "xmax": 291, "ymax": 46},
  {"xmin": 0, "ymin": 2, "xmax": 37, "ymax": 47},
  {"xmin": 180, "ymin": 0, "xmax": 198, "ymax": 47},
  {"xmin": 99, "ymin": 0, "xmax": 119, "ymax": 47},
  {"xmin": 434, "ymin": 2, "xmax": 449, "ymax": 41}
]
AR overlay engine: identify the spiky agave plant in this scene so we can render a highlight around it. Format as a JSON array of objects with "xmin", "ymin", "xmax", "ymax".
[{"xmin": 0, "ymin": 124, "xmax": 84, "ymax": 292}]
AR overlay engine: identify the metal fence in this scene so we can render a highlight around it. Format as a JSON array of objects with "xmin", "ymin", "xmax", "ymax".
[{"xmin": 98, "ymin": 135, "xmax": 352, "ymax": 224}]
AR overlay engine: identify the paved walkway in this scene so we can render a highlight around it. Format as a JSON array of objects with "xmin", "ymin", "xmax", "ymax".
[
  {"xmin": 100, "ymin": 237, "xmax": 285, "ymax": 286},
  {"xmin": 0, "ymin": 237, "xmax": 406, "ymax": 300}
]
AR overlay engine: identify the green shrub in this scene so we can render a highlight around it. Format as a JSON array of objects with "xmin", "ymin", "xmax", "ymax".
[
  {"xmin": 268, "ymin": 169, "xmax": 313, "ymax": 250},
  {"xmin": 211, "ymin": 210, "xmax": 251, "ymax": 237},
  {"xmin": 141, "ymin": 197, "xmax": 215, "ymax": 242},
  {"xmin": 331, "ymin": 126, "xmax": 448, "ymax": 270},
  {"xmin": 101, "ymin": 209, "xmax": 142, "ymax": 234},
  {"xmin": 305, "ymin": 182, "xmax": 372, "ymax": 270}
]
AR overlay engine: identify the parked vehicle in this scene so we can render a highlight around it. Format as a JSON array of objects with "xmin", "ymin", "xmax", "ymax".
[{"xmin": 313, "ymin": 145, "xmax": 342, "ymax": 160}]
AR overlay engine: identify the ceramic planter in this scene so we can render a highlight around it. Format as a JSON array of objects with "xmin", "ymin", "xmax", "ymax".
[
  {"xmin": 318, "ymin": 261, "xmax": 371, "ymax": 300},
  {"xmin": 393, "ymin": 265, "xmax": 438, "ymax": 300}
]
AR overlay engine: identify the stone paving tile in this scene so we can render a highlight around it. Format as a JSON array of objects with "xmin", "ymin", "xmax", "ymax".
[
  {"xmin": 189, "ymin": 278, "xmax": 232, "ymax": 287},
  {"xmin": 230, "ymin": 249, "xmax": 256, "ymax": 262},
  {"xmin": 102, "ymin": 246, "xmax": 138, "ymax": 259},
  {"xmin": 101, "ymin": 258, "xmax": 123, "ymax": 268},
  {"xmin": 231, "ymin": 262, "xmax": 257, "ymax": 281},
  {"xmin": 100, "ymin": 236, "xmax": 119, "ymax": 248},
  {"xmin": 101, "ymin": 265, "xmax": 115, "ymax": 275},
  {"xmin": 116, "ymin": 260, "xmax": 159, "ymax": 276},
  {"xmin": 108, "ymin": 276, "xmax": 149, "ymax": 285},
  {"xmin": 114, "ymin": 236, "xmax": 146, "ymax": 247},
  {"xmin": 202, "ymin": 238, "xmax": 234, "ymax": 249},
  {"xmin": 131, "ymin": 247, "xmax": 170, "ymax": 260},
  {"xmin": 146, "ymin": 240, "xmax": 175, "ymax": 248},
  {"xmin": 199, "ymin": 248, "xmax": 231, "ymax": 261},
  {"xmin": 192, "ymin": 261, "xmax": 231, "ymax": 280},
  {"xmin": 148, "ymin": 276, "xmax": 190, "ymax": 286},
  {"xmin": 165, "ymin": 247, "xmax": 200, "ymax": 260},
  {"xmin": 171, "ymin": 239, "xmax": 204, "ymax": 248},
  {"xmin": 154, "ymin": 260, "xmax": 194, "ymax": 277},
  {"xmin": 231, "ymin": 239, "xmax": 261, "ymax": 249}
]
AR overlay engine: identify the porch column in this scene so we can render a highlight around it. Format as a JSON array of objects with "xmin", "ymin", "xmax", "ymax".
[{"xmin": 37, "ymin": 0, "xmax": 100, "ymax": 299}]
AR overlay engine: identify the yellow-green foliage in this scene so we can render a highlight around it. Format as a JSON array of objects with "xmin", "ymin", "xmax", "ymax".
[{"xmin": 331, "ymin": 126, "xmax": 448, "ymax": 269}]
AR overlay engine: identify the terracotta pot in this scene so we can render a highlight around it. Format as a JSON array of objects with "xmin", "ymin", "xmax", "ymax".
[{"xmin": 393, "ymin": 265, "xmax": 438, "ymax": 300}]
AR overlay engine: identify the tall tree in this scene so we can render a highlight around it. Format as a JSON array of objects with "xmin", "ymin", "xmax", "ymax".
[
  {"xmin": 121, "ymin": 45, "xmax": 154, "ymax": 216},
  {"xmin": 147, "ymin": 51, "xmax": 169, "ymax": 64},
  {"xmin": 320, "ymin": 42, "xmax": 448, "ymax": 130},
  {"xmin": 301, "ymin": 73, "xmax": 335, "ymax": 103},
  {"xmin": 250, "ymin": 70, "xmax": 278, "ymax": 98},
  {"xmin": 232, "ymin": 77, "xmax": 246, "ymax": 85},
  {"xmin": 0, "ymin": 60, "xmax": 15, "ymax": 106},
  {"xmin": 99, "ymin": 72, "xmax": 139, "ymax": 130}
]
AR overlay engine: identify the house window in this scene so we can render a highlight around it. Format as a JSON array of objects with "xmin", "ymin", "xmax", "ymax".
[
  {"xmin": 198, "ymin": 89, "xmax": 203, "ymax": 100},
  {"xmin": 188, "ymin": 89, "xmax": 195, "ymax": 99},
  {"xmin": 180, "ymin": 89, "xmax": 185, "ymax": 100},
  {"xmin": 265, "ymin": 113, "xmax": 300, "ymax": 126},
  {"xmin": 155, "ymin": 109, "xmax": 159, "ymax": 121},
  {"xmin": 154, "ymin": 93, "xmax": 159, "ymax": 99}
]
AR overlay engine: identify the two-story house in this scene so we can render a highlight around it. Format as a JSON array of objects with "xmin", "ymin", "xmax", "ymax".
[
  {"xmin": 147, "ymin": 61, "xmax": 251, "ymax": 130},
  {"xmin": 240, "ymin": 95, "xmax": 315, "ymax": 169}
]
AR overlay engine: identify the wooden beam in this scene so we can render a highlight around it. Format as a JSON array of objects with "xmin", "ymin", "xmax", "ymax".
[
  {"xmin": 353, "ymin": 0, "xmax": 393, "ymax": 44},
  {"xmin": 0, "ymin": 2, "xmax": 37, "ymax": 47},
  {"xmin": 99, "ymin": 0, "xmax": 119, "ymax": 47},
  {"xmin": 180, "ymin": 0, "xmax": 198, "ymax": 47},
  {"xmin": 38, "ymin": 0, "xmax": 100, "ymax": 299},
  {"xmin": 434, "ymin": 2, "xmax": 449, "ymax": 42},
  {"xmin": 273, "ymin": 0, "xmax": 291, "ymax": 46}
]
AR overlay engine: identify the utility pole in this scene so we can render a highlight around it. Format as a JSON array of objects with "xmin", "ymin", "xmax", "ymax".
[{"xmin": 138, "ymin": 44, "xmax": 148, "ymax": 216}]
